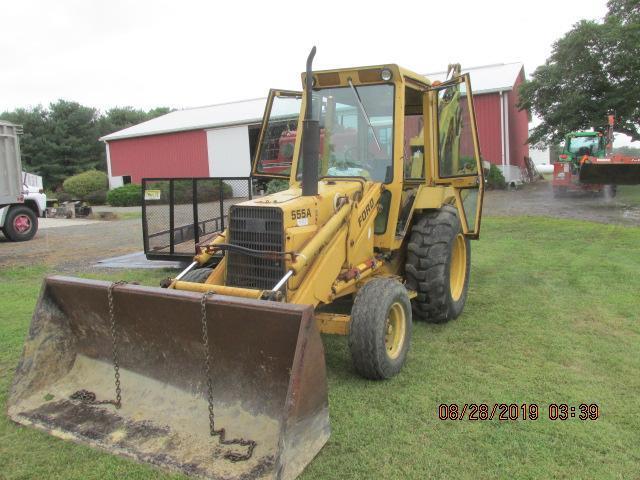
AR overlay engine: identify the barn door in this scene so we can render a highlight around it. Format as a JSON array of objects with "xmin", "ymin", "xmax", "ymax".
[
  {"xmin": 431, "ymin": 73, "xmax": 484, "ymax": 238},
  {"xmin": 252, "ymin": 89, "xmax": 303, "ymax": 179}
]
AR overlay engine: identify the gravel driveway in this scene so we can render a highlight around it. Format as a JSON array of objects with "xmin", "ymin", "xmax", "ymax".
[
  {"xmin": 0, "ymin": 217, "xmax": 142, "ymax": 271},
  {"xmin": 483, "ymin": 180, "xmax": 640, "ymax": 225}
]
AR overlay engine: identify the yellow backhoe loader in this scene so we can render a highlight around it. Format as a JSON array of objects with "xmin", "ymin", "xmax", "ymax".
[{"xmin": 8, "ymin": 48, "xmax": 484, "ymax": 479}]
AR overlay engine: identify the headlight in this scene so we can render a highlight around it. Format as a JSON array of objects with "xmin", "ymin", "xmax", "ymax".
[{"xmin": 381, "ymin": 68, "xmax": 393, "ymax": 81}]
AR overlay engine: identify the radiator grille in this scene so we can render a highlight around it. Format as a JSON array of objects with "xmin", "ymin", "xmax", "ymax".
[{"xmin": 226, "ymin": 206, "xmax": 285, "ymax": 290}]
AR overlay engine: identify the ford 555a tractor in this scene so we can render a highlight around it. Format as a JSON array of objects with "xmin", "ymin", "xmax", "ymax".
[{"xmin": 9, "ymin": 48, "xmax": 484, "ymax": 480}]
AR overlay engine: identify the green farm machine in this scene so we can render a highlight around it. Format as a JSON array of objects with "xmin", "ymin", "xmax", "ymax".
[{"xmin": 553, "ymin": 115, "xmax": 640, "ymax": 196}]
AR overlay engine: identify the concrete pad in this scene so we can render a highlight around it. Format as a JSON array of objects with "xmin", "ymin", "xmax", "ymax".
[
  {"xmin": 94, "ymin": 251, "xmax": 187, "ymax": 269},
  {"xmin": 39, "ymin": 217, "xmax": 102, "ymax": 229}
]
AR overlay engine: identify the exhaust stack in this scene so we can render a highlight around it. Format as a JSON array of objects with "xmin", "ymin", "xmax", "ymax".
[{"xmin": 302, "ymin": 46, "xmax": 319, "ymax": 197}]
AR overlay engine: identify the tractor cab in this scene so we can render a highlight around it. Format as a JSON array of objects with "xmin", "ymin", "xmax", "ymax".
[
  {"xmin": 566, "ymin": 133, "xmax": 605, "ymax": 157},
  {"xmin": 559, "ymin": 131, "xmax": 606, "ymax": 165}
]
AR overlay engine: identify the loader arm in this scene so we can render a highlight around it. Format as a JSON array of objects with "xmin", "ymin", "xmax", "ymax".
[
  {"xmin": 178, "ymin": 180, "xmax": 385, "ymax": 308},
  {"xmin": 288, "ymin": 182, "xmax": 384, "ymax": 305}
]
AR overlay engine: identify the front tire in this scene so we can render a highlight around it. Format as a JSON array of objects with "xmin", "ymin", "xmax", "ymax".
[
  {"xmin": 4, "ymin": 205, "xmax": 38, "ymax": 241},
  {"xmin": 348, "ymin": 278, "xmax": 412, "ymax": 380},
  {"xmin": 405, "ymin": 205, "xmax": 470, "ymax": 323}
]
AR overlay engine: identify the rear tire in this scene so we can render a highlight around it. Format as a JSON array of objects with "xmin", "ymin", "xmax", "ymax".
[
  {"xmin": 405, "ymin": 205, "xmax": 470, "ymax": 323},
  {"xmin": 4, "ymin": 205, "xmax": 38, "ymax": 241},
  {"xmin": 348, "ymin": 278, "xmax": 412, "ymax": 380},
  {"xmin": 180, "ymin": 267, "xmax": 213, "ymax": 283}
]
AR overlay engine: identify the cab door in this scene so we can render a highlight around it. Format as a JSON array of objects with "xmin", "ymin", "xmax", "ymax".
[
  {"xmin": 252, "ymin": 89, "xmax": 303, "ymax": 179},
  {"xmin": 430, "ymin": 74, "xmax": 484, "ymax": 238}
]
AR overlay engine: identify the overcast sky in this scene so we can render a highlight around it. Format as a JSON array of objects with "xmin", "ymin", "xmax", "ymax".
[{"xmin": 1, "ymin": 0, "xmax": 610, "ymax": 114}]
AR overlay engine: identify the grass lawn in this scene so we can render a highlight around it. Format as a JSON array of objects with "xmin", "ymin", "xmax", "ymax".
[
  {"xmin": 1, "ymin": 216, "xmax": 639, "ymax": 479},
  {"xmin": 617, "ymin": 185, "xmax": 640, "ymax": 206}
]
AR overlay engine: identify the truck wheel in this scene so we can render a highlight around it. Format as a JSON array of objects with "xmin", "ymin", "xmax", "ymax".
[
  {"xmin": 180, "ymin": 267, "xmax": 213, "ymax": 283},
  {"xmin": 348, "ymin": 278, "xmax": 412, "ymax": 380},
  {"xmin": 405, "ymin": 205, "xmax": 470, "ymax": 323},
  {"xmin": 4, "ymin": 206, "xmax": 38, "ymax": 241}
]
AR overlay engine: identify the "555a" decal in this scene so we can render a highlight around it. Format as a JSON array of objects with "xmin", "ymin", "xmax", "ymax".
[{"xmin": 291, "ymin": 208, "xmax": 312, "ymax": 221}]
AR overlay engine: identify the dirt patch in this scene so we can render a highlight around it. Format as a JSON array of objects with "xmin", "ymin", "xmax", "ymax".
[
  {"xmin": 0, "ymin": 218, "xmax": 142, "ymax": 271},
  {"xmin": 483, "ymin": 180, "xmax": 640, "ymax": 226}
]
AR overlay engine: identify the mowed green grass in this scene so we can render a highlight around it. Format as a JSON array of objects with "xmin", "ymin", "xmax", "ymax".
[
  {"xmin": 1, "ymin": 217, "xmax": 639, "ymax": 479},
  {"xmin": 617, "ymin": 185, "xmax": 640, "ymax": 206}
]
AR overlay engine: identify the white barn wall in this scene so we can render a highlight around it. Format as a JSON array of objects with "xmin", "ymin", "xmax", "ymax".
[{"xmin": 206, "ymin": 125, "xmax": 251, "ymax": 177}]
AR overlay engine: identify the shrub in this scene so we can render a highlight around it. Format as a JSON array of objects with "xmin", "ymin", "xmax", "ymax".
[
  {"xmin": 85, "ymin": 189, "xmax": 107, "ymax": 205},
  {"xmin": 62, "ymin": 170, "xmax": 108, "ymax": 199},
  {"xmin": 486, "ymin": 164, "xmax": 506, "ymax": 189},
  {"xmin": 191, "ymin": 181, "xmax": 233, "ymax": 203},
  {"xmin": 107, "ymin": 184, "xmax": 142, "ymax": 206},
  {"xmin": 266, "ymin": 179, "xmax": 290, "ymax": 194},
  {"xmin": 145, "ymin": 180, "xmax": 233, "ymax": 204},
  {"xmin": 55, "ymin": 191, "xmax": 73, "ymax": 203}
]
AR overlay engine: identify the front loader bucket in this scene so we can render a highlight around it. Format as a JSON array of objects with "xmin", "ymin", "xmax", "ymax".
[
  {"xmin": 7, "ymin": 276, "xmax": 329, "ymax": 480},
  {"xmin": 579, "ymin": 162, "xmax": 640, "ymax": 185}
]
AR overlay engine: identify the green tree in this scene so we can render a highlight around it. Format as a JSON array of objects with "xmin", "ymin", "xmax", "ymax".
[
  {"xmin": 0, "ymin": 100, "xmax": 102, "ymax": 187},
  {"xmin": 0, "ymin": 105, "xmax": 53, "ymax": 174},
  {"xmin": 1, "ymin": 102, "xmax": 172, "ymax": 189},
  {"xmin": 519, "ymin": 0, "xmax": 640, "ymax": 146},
  {"xmin": 47, "ymin": 100, "xmax": 103, "ymax": 185}
]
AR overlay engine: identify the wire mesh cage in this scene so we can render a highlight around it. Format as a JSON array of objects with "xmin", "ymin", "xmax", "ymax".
[{"xmin": 142, "ymin": 178, "xmax": 252, "ymax": 260}]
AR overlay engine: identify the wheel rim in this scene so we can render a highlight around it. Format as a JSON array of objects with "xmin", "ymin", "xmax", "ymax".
[
  {"xmin": 385, "ymin": 302, "xmax": 406, "ymax": 360},
  {"xmin": 449, "ymin": 233, "xmax": 467, "ymax": 302},
  {"xmin": 14, "ymin": 214, "xmax": 32, "ymax": 234}
]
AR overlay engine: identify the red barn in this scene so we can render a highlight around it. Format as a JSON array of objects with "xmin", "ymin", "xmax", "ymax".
[
  {"xmin": 101, "ymin": 98, "xmax": 266, "ymax": 188},
  {"xmin": 101, "ymin": 63, "xmax": 528, "ymax": 187}
]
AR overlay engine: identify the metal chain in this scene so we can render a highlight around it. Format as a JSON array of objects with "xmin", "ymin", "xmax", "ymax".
[
  {"xmin": 108, "ymin": 280, "xmax": 127, "ymax": 409},
  {"xmin": 70, "ymin": 280, "xmax": 127, "ymax": 409},
  {"xmin": 200, "ymin": 292, "xmax": 257, "ymax": 462}
]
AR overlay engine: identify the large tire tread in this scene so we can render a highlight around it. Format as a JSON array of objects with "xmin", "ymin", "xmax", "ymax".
[
  {"xmin": 405, "ymin": 205, "xmax": 470, "ymax": 323},
  {"xmin": 3, "ymin": 205, "xmax": 38, "ymax": 242}
]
